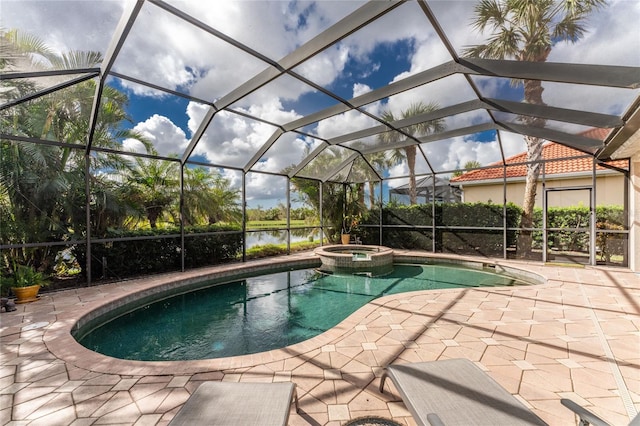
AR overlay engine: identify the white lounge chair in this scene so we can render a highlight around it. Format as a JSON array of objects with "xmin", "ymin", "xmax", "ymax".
[
  {"xmin": 379, "ymin": 359, "xmax": 547, "ymax": 426},
  {"xmin": 561, "ymin": 398, "xmax": 640, "ymax": 426},
  {"xmin": 168, "ymin": 381, "xmax": 298, "ymax": 426}
]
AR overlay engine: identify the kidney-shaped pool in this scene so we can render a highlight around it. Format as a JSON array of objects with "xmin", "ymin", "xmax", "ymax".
[{"xmin": 75, "ymin": 263, "xmax": 534, "ymax": 361}]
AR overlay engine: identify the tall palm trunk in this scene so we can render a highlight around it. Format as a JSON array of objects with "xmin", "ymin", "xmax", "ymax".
[
  {"xmin": 368, "ymin": 181, "xmax": 376, "ymax": 208},
  {"xmin": 405, "ymin": 145, "xmax": 417, "ymax": 205},
  {"xmin": 464, "ymin": 0, "xmax": 604, "ymax": 258},
  {"xmin": 517, "ymin": 71, "xmax": 547, "ymax": 256}
]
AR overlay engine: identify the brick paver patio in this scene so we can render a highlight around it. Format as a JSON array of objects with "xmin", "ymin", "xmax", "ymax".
[{"xmin": 1, "ymin": 251, "xmax": 638, "ymax": 425}]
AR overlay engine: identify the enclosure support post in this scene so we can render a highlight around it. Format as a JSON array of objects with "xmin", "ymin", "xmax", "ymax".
[
  {"xmin": 242, "ymin": 172, "xmax": 247, "ymax": 262},
  {"xmin": 542, "ymin": 163, "xmax": 548, "ymax": 263},
  {"xmin": 590, "ymin": 160, "xmax": 597, "ymax": 266},
  {"xmin": 343, "ymin": 183, "xmax": 347, "ymax": 224},
  {"xmin": 623, "ymin": 161, "xmax": 630, "ymax": 267},
  {"xmin": 379, "ymin": 179, "xmax": 383, "ymax": 246},
  {"xmin": 432, "ymin": 173, "xmax": 436, "ymax": 253},
  {"xmin": 85, "ymin": 154, "xmax": 92, "ymax": 286},
  {"xmin": 320, "ymin": 182, "xmax": 324, "ymax": 246},
  {"xmin": 180, "ymin": 164, "xmax": 185, "ymax": 272},
  {"xmin": 286, "ymin": 177, "xmax": 291, "ymax": 255},
  {"xmin": 503, "ymin": 165, "xmax": 507, "ymax": 260}
]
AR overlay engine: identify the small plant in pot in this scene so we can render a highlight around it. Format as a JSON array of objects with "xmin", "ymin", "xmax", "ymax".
[
  {"xmin": 0, "ymin": 264, "xmax": 50, "ymax": 304},
  {"xmin": 341, "ymin": 214, "xmax": 360, "ymax": 244}
]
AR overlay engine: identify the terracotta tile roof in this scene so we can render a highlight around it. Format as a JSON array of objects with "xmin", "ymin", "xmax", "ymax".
[{"xmin": 451, "ymin": 131, "xmax": 626, "ymax": 183}]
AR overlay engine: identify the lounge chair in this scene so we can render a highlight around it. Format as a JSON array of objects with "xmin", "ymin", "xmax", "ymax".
[
  {"xmin": 379, "ymin": 359, "xmax": 547, "ymax": 426},
  {"xmin": 561, "ymin": 398, "xmax": 640, "ymax": 426},
  {"xmin": 168, "ymin": 381, "xmax": 298, "ymax": 426}
]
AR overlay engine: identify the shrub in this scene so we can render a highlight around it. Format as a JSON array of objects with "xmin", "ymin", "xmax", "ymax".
[
  {"xmin": 360, "ymin": 202, "xmax": 521, "ymax": 255},
  {"xmin": 72, "ymin": 224, "xmax": 242, "ymax": 280}
]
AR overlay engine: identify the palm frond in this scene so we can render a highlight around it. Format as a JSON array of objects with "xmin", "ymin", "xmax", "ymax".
[
  {"xmin": 49, "ymin": 50, "xmax": 103, "ymax": 70},
  {"xmin": 553, "ymin": 16, "xmax": 587, "ymax": 42},
  {"xmin": 471, "ymin": 0, "xmax": 508, "ymax": 32},
  {"xmin": 2, "ymin": 29, "xmax": 55, "ymax": 58}
]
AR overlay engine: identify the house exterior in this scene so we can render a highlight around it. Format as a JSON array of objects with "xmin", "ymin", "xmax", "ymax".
[
  {"xmin": 450, "ymin": 142, "xmax": 628, "ymax": 208},
  {"xmin": 389, "ymin": 175, "xmax": 461, "ymax": 204}
]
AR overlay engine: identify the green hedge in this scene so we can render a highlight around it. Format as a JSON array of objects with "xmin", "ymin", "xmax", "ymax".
[
  {"xmin": 532, "ymin": 205, "xmax": 625, "ymax": 257},
  {"xmin": 73, "ymin": 224, "xmax": 242, "ymax": 280},
  {"xmin": 360, "ymin": 203, "xmax": 625, "ymax": 259},
  {"xmin": 359, "ymin": 203, "xmax": 520, "ymax": 255}
]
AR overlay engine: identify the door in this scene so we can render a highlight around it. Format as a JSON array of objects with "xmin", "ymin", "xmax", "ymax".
[{"xmin": 544, "ymin": 186, "xmax": 594, "ymax": 265}]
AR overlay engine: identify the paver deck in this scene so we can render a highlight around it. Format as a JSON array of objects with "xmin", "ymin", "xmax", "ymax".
[{"xmin": 1, "ymin": 251, "xmax": 639, "ymax": 425}]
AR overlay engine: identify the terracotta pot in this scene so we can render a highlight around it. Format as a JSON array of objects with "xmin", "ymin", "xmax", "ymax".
[
  {"xmin": 341, "ymin": 234, "xmax": 351, "ymax": 245},
  {"xmin": 12, "ymin": 285, "xmax": 41, "ymax": 304}
]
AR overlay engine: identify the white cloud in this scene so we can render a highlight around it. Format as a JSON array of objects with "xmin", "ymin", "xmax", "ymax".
[
  {"xmin": 123, "ymin": 114, "xmax": 189, "ymax": 156},
  {"xmin": 2, "ymin": 0, "xmax": 127, "ymax": 54},
  {"xmin": 352, "ymin": 83, "xmax": 372, "ymax": 98},
  {"xmin": 186, "ymin": 101, "xmax": 210, "ymax": 135},
  {"xmin": 245, "ymin": 173, "xmax": 288, "ymax": 204},
  {"xmin": 294, "ymin": 44, "xmax": 352, "ymax": 87},
  {"xmin": 316, "ymin": 109, "xmax": 377, "ymax": 140},
  {"xmin": 550, "ymin": 0, "xmax": 640, "ymax": 66}
]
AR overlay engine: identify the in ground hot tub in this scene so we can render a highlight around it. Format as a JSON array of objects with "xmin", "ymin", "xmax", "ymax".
[{"xmin": 314, "ymin": 244, "xmax": 394, "ymax": 276}]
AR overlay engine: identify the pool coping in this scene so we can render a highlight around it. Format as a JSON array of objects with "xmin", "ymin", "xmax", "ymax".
[{"xmin": 43, "ymin": 250, "xmax": 549, "ymax": 376}]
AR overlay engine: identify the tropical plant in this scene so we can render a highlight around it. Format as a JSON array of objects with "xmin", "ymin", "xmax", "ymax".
[
  {"xmin": 181, "ymin": 166, "xmax": 241, "ymax": 226},
  {"xmin": 0, "ymin": 263, "xmax": 50, "ymax": 289},
  {"xmin": 285, "ymin": 145, "xmax": 357, "ymax": 242},
  {"xmin": 0, "ymin": 29, "xmax": 149, "ymax": 270},
  {"xmin": 364, "ymin": 151, "xmax": 390, "ymax": 208},
  {"xmin": 119, "ymin": 154, "xmax": 180, "ymax": 229},
  {"xmin": 378, "ymin": 101, "xmax": 445, "ymax": 205},
  {"xmin": 463, "ymin": 0, "xmax": 605, "ymax": 256}
]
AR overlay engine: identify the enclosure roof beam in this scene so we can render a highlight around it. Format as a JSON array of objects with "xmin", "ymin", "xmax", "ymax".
[
  {"xmin": 0, "ymin": 72, "xmax": 99, "ymax": 111},
  {"xmin": 282, "ymin": 61, "xmax": 459, "ymax": 132},
  {"xmin": 0, "ymin": 68, "xmax": 100, "ymax": 80},
  {"xmin": 287, "ymin": 141, "xmax": 330, "ymax": 179},
  {"xmin": 178, "ymin": 0, "xmax": 401, "ymax": 164},
  {"xmin": 458, "ymin": 58, "xmax": 640, "ymax": 89},
  {"xmin": 359, "ymin": 123, "xmax": 497, "ymax": 155},
  {"xmin": 209, "ymin": 0, "xmax": 403, "ymax": 110},
  {"xmin": 597, "ymin": 100, "xmax": 640, "ymax": 159},
  {"xmin": 497, "ymin": 121, "xmax": 603, "ymax": 154},
  {"xmin": 482, "ymin": 98, "xmax": 624, "ymax": 128},
  {"xmin": 86, "ymin": 0, "xmax": 144, "ymax": 154},
  {"xmin": 244, "ymin": 129, "xmax": 285, "ymax": 173},
  {"xmin": 320, "ymin": 153, "xmax": 360, "ymax": 183}
]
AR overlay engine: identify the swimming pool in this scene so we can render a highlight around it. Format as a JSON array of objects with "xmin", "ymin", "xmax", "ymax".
[{"xmin": 76, "ymin": 263, "xmax": 532, "ymax": 361}]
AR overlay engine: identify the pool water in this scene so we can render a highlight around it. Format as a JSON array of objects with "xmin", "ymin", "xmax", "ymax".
[{"xmin": 77, "ymin": 264, "xmax": 528, "ymax": 361}]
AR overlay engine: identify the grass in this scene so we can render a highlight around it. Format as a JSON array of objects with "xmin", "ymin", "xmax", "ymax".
[
  {"xmin": 245, "ymin": 239, "xmax": 325, "ymax": 259},
  {"xmin": 247, "ymin": 220, "xmax": 310, "ymax": 229}
]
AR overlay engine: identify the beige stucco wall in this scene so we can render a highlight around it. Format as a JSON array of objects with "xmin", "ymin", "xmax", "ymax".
[{"xmin": 458, "ymin": 174, "xmax": 625, "ymax": 208}]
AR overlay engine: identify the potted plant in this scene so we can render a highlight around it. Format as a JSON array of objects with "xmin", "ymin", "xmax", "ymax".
[
  {"xmin": 341, "ymin": 214, "xmax": 360, "ymax": 245},
  {"xmin": 1, "ymin": 264, "xmax": 50, "ymax": 304}
]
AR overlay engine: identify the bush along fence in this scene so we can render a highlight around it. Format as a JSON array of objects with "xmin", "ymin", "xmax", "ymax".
[
  {"xmin": 358, "ymin": 203, "xmax": 520, "ymax": 256},
  {"xmin": 31, "ymin": 204, "xmax": 627, "ymax": 285},
  {"xmin": 358, "ymin": 203, "xmax": 625, "ymax": 260},
  {"xmin": 72, "ymin": 224, "xmax": 242, "ymax": 281},
  {"xmin": 534, "ymin": 205, "xmax": 625, "ymax": 261}
]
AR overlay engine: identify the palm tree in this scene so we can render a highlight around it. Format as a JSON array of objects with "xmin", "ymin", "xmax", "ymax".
[
  {"xmin": 181, "ymin": 166, "xmax": 241, "ymax": 226},
  {"xmin": 453, "ymin": 160, "xmax": 482, "ymax": 177},
  {"xmin": 347, "ymin": 141, "xmax": 390, "ymax": 209},
  {"xmin": 463, "ymin": 0, "xmax": 605, "ymax": 255},
  {"xmin": 364, "ymin": 151, "xmax": 389, "ymax": 208},
  {"xmin": 286, "ymin": 146, "xmax": 357, "ymax": 243},
  {"xmin": 1, "ymin": 29, "xmax": 149, "ymax": 267},
  {"xmin": 120, "ymin": 154, "xmax": 179, "ymax": 229},
  {"xmin": 378, "ymin": 102, "xmax": 445, "ymax": 205}
]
